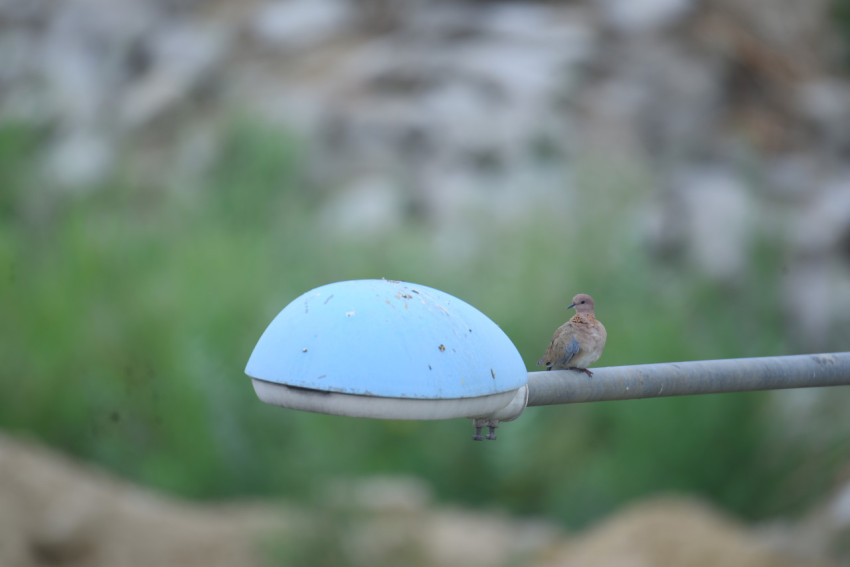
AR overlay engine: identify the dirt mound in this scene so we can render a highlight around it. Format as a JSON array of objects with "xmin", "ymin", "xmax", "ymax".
[
  {"xmin": 0, "ymin": 433, "xmax": 290, "ymax": 566},
  {"xmin": 0, "ymin": 432, "xmax": 833, "ymax": 567},
  {"xmin": 538, "ymin": 497, "xmax": 828, "ymax": 567}
]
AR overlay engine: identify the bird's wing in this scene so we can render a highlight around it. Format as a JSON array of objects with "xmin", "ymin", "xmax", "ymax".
[
  {"xmin": 538, "ymin": 322, "xmax": 582, "ymax": 367},
  {"xmin": 557, "ymin": 336, "xmax": 580, "ymax": 366}
]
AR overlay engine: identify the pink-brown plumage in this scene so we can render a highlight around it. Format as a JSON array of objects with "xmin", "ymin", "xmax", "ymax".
[{"xmin": 537, "ymin": 293, "xmax": 607, "ymax": 377}]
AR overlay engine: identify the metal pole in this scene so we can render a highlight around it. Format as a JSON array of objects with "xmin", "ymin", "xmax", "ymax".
[{"xmin": 526, "ymin": 352, "xmax": 850, "ymax": 407}]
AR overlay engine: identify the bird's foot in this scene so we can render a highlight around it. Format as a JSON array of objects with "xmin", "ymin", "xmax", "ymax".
[{"xmin": 569, "ymin": 367, "xmax": 593, "ymax": 378}]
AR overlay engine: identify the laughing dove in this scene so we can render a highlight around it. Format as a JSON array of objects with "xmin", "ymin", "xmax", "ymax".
[{"xmin": 537, "ymin": 293, "xmax": 607, "ymax": 377}]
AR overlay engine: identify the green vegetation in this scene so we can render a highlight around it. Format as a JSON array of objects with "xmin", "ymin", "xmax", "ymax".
[
  {"xmin": 0, "ymin": 119, "xmax": 842, "ymax": 530},
  {"xmin": 835, "ymin": 0, "xmax": 850, "ymax": 67}
]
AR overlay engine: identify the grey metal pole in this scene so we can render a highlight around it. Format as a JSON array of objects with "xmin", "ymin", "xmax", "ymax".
[{"xmin": 526, "ymin": 352, "xmax": 850, "ymax": 407}]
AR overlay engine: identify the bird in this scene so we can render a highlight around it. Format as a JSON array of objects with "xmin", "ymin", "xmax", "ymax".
[{"xmin": 537, "ymin": 293, "xmax": 607, "ymax": 377}]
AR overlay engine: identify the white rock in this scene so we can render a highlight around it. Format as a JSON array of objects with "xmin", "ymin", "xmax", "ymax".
[
  {"xmin": 832, "ymin": 480, "xmax": 850, "ymax": 527},
  {"xmin": 320, "ymin": 174, "xmax": 403, "ymax": 236},
  {"xmin": 44, "ymin": 131, "xmax": 113, "ymax": 189},
  {"xmin": 597, "ymin": 0, "xmax": 695, "ymax": 34},
  {"xmin": 781, "ymin": 259, "xmax": 850, "ymax": 349},
  {"xmin": 798, "ymin": 79, "xmax": 850, "ymax": 150},
  {"xmin": 251, "ymin": 0, "xmax": 351, "ymax": 49},
  {"xmin": 676, "ymin": 167, "xmax": 754, "ymax": 281},
  {"xmin": 479, "ymin": 2, "xmax": 594, "ymax": 48},
  {"xmin": 41, "ymin": 0, "xmax": 158, "ymax": 125},
  {"xmin": 792, "ymin": 174, "xmax": 850, "ymax": 253}
]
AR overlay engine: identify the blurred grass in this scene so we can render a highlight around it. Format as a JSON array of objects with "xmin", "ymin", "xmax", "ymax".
[
  {"xmin": 835, "ymin": 0, "xmax": 850, "ymax": 67},
  {"xmin": 0, "ymin": 118, "xmax": 842, "ymax": 529}
]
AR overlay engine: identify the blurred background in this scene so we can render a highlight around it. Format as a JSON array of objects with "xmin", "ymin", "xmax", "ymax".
[{"xmin": 2, "ymin": 0, "xmax": 850, "ymax": 565}]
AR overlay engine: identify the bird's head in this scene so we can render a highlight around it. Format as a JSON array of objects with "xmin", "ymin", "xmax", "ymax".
[{"xmin": 568, "ymin": 293, "xmax": 595, "ymax": 314}]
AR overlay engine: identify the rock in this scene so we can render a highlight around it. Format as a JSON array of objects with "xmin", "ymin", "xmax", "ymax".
[
  {"xmin": 705, "ymin": 0, "xmax": 832, "ymax": 67},
  {"xmin": 119, "ymin": 22, "xmax": 231, "ymax": 129},
  {"xmin": 44, "ymin": 130, "xmax": 114, "ymax": 189},
  {"xmin": 0, "ymin": 0, "xmax": 49, "ymax": 23},
  {"xmin": 250, "ymin": 0, "xmax": 351, "ymax": 49},
  {"xmin": 41, "ymin": 0, "xmax": 158, "ymax": 127},
  {"xmin": 680, "ymin": 168, "xmax": 754, "ymax": 281},
  {"xmin": 597, "ymin": 0, "xmax": 696, "ymax": 34},
  {"xmin": 324, "ymin": 475, "xmax": 433, "ymax": 512},
  {"xmin": 790, "ymin": 174, "xmax": 850, "ymax": 255},
  {"xmin": 797, "ymin": 79, "xmax": 850, "ymax": 153},
  {"xmin": 421, "ymin": 509, "xmax": 558, "ymax": 567},
  {"xmin": 764, "ymin": 153, "xmax": 826, "ymax": 201},
  {"xmin": 832, "ymin": 480, "xmax": 850, "ymax": 529},
  {"xmin": 320, "ymin": 173, "xmax": 404, "ymax": 236},
  {"xmin": 781, "ymin": 259, "xmax": 850, "ymax": 349},
  {"xmin": 652, "ymin": 166, "xmax": 755, "ymax": 282}
]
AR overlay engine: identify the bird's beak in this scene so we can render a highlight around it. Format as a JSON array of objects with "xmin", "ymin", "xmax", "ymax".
[{"xmin": 567, "ymin": 302, "xmax": 576, "ymax": 310}]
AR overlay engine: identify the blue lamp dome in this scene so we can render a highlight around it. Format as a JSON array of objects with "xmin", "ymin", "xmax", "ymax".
[{"xmin": 246, "ymin": 279, "xmax": 528, "ymax": 420}]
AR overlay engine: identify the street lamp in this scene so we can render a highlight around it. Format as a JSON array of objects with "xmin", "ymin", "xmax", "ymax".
[{"xmin": 246, "ymin": 280, "xmax": 850, "ymax": 440}]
